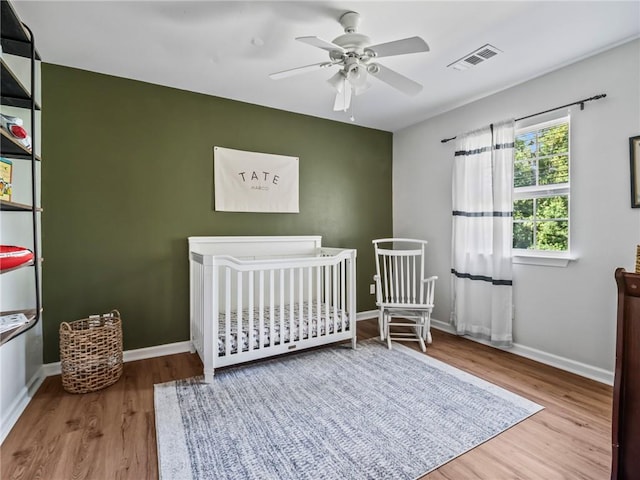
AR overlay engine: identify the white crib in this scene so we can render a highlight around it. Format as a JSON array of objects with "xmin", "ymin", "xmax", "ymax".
[{"xmin": 189, "ymin": 236, "xmax": 357, "ymax": 383}]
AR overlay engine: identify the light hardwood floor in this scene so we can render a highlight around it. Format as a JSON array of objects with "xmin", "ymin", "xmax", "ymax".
[{"xmin": 1, "ymin": 319, "xmax": 613, "ymax": 479}]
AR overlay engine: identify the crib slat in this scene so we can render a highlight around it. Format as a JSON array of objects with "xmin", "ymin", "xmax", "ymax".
[
  {"xmin": 279, "ymin": 269, "xmax": 285, "ymax": 344},
  {"xmin": 259, "ymin": 270, "xmax": 265, "ymax": 349},
  {"xmin": 225, "ymin": 267, "xmax": 231, "ymax": 357},
  {"xmin": 289, "ymin": 268, "xmax": 294, "ymax": 345},
  {"xmin": 324, "ymin": 264, "xmax": 330, "ymax": 336},
  {"xmin": 237, "ymin": 271, "xmax": 243, "ymax": 355},
  {"xmin": 248, "ymin": 271, "xmax": 254, "ymax": 352},
  {"xmin": 332, "ymin": 263, "xmax": 338, "ymax": 335},
  {"xmin": 269, "ymin": 269, "xmax": 275, "ymax": 346},
  {"xmin": 298, "ymin": 267, "xmax": 303, "ymax": 342},
  {"xmin": 208, "ymin": 263, "xmax": 217, "ymax": 378},
  {"xmin": 307, "ymin": 267, "xmax": 313, "ymax": 338},
  {"xmin": 316, "ymin": 266, "xmax": 322, "ymax": 337},
  {"xmin": 340, "ymin": 258, "xmax": 346, "ymax": 332}
]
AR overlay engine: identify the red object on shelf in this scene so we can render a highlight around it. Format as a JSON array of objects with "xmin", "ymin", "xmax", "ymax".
[
  {"xmin": 0, "ymin": 245, "xmax": 34, "ymax": 271},
  {"xmin": 1, "ymin": 113, "xmax": 32, "ymax": 150},
  {"xmin": 9, "ymin": 124, "xmax": 28, "ymax": 139}
]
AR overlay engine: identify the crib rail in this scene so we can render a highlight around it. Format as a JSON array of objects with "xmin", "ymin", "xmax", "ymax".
[{"xmin": 190, "ymin": 246, "xmax": 356, "ymax": 382}]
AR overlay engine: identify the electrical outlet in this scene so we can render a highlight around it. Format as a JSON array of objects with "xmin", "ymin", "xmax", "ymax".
[{"xmin": 370, "ymin": 284, "xmax": 375, "ymax": 295}]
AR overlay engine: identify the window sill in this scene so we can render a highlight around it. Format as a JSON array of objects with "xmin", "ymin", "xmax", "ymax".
[{"xmin": 512, "ymin": 251, "xmax": 577, "ymax": 267}]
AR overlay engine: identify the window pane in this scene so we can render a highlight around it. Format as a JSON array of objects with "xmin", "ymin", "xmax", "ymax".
[
  {"xmin": 538, "ymin": 124, "xmax": 569, "ymax": 156},
  {"xmin": 535, "ymin": 220, "xmax": 568, "ymax": 251},
  {"xmin": 515, "ymin": 132, "xmax": 537, "ymax": 159},
  {"xmin": 513, "ymin": 222, "xmax": 533, "ymax": 249},
  {"xmin": 539, "ymin": 155, "xmax": 569, "ymax": 185},
  {"xmin": 514, "ymin": 199, "xmax": 533, "ymax": 219},
  {"xmin": 514, "ymin": 120, "xmax": 569, "ymax": 188},
  {"xmin": 537, "ymin": 195, "xmax": 568, "ymax": 220},
  {"xmin": 514, "ymin": 158, "xmax": 536, "ymax": 187}
]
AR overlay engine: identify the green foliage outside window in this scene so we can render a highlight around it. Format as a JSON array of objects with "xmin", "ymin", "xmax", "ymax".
[{"xmin": 513, "ymin": 196, "xmax": 569, "ymax": 250}]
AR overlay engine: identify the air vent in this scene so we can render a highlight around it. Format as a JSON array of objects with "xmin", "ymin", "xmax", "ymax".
[
  {"xmin": 448, "ymin": 44, "xmax": 502, "ymax": 71},
  {"xmin": 464, "ymin": 55, "xmax": 483, "ymax": 66}
]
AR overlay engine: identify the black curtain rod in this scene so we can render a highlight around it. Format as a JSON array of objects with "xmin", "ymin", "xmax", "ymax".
[{"xmin": 440, "ymin": 93, "xmax": 607, "ymax": 144}]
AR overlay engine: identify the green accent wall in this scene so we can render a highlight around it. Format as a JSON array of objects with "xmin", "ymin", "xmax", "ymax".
[{"xmin": 41, "ymin": 64, "xmax": 392, "ymax": 363}]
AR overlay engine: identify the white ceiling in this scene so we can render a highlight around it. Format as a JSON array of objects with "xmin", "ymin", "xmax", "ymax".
[{"xmin": 12, "ymin": 1, "xmax": 640, "ymax": 132}]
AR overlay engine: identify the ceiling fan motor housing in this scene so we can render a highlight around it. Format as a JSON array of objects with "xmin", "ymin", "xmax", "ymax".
[
  {"xmin": 334, "ymin": 12, "xmax": 371, "ymax": 55},
  {"xmin": 339, "ymin": 11, "xmax": 361, "ymax": 33},
  {"xmin": 332, "ymin": 33, "xmax": 371, "ymax": 54}
]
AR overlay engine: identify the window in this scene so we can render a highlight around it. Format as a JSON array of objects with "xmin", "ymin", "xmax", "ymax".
[{"xmin": 513, "ymin": 116, "xmax": 570, "ymax": 253}]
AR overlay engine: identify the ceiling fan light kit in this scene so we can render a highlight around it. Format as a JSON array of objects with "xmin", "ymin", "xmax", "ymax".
[{"xmin": 269, "ymin": 11, "xmax": 429, "ymax": 117}]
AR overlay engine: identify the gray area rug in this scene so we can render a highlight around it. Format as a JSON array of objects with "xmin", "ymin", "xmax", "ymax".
[{"xmin": 155, "ymin": 340, "xmax": 543, "ymax": 480}]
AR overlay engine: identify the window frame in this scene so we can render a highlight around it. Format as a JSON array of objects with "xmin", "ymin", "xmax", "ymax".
[{"xmin": 512, "ymin": 114, "xmax": 576, "ymax": 266}]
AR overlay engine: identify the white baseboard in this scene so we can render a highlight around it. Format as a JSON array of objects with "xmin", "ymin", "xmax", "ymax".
[
  {"xmin": 430, "ymin": 319, "xmax": 614, "ymax": 385},
  {"xmin": 122, "ymin": 341, "xmax": 193, "ymax": 362},
  {"xmin": 356, "ymin": 310, "xmax": 378, "ymax": 321},
  {"xmin": 1, "ymin": 369, "xmax": 45, "ymax": 444},
  {"xmin": 42, "ymin": 341, "xmax": 193, "ymax": 377}
]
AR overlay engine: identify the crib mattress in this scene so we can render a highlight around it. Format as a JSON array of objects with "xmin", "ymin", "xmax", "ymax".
[{"xmin": 217, "ymin": 302, "xmax": 349, "ymax": 355}]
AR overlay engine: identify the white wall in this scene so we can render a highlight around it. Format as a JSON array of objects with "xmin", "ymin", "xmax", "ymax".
[
  {"xmin": 393, "ymin": 39, "xmax": 640, "ymax": 377},
  {"xmin": 0, "ymin": 325, "xmax": 43, "ymax": 442}
]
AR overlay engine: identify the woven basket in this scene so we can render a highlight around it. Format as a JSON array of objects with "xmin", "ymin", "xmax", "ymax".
[{"xmin": 59, "ymin": 309, "xmax": 123, "ymax": 394}]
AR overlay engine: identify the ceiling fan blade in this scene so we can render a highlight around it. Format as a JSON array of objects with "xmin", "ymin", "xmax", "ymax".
[
  {"xmin": 333, "ymin": 80, "xmax": 352, "ymax": 111},
  {"xmin": 354, "ymin": 82, "xmax": 371, "ymax": 96},
  {"xmin": 368, "ymin": 63, "xmax": 423, "ymax": 96},
  {"xmin": 269, "ymin": 62, "xmax": 333, "ymax": 80},
  {"xmin": 296, "ymin": 36, "xmax": 345, "ymax": 53},
  {"xmin": 366, "ymin": 36, "xmax": 429, "ymax": 58}
]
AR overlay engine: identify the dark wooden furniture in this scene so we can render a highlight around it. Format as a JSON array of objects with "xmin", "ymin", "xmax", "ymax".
[{"xmin": 612, "ymin": 268, "xmax": 640, "ymax": 479}]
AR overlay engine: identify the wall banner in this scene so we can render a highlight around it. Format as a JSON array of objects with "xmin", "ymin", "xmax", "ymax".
[{"xmin": 214, "ymin": 146, "xmax": 299, "ymax": 213}]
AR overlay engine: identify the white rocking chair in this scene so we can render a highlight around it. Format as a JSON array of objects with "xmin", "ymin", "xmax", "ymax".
[{"xmin": 372, "ymin": 238, "xmax": 437, "ymax": 352}]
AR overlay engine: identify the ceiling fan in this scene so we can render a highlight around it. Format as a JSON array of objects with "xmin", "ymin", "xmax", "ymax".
[{"xmin": 269, "ymin": 11, "xmax": 429, "ymax": 114}]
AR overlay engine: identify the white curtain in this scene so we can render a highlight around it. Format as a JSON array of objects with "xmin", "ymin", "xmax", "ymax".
[{"xmin": 450, "ymin": 119, "xmax": 515, "ymax": 347}]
